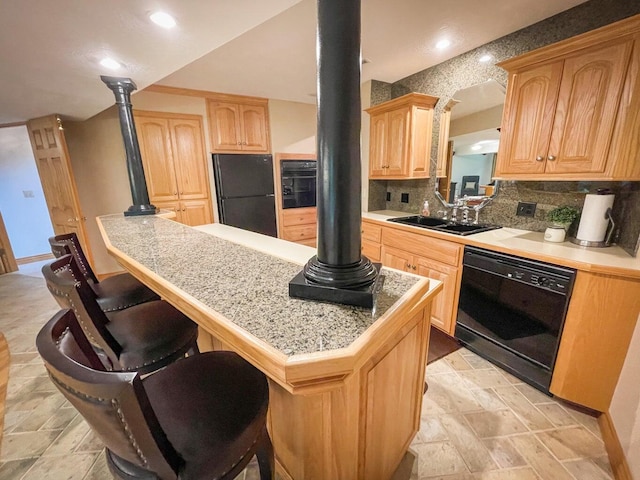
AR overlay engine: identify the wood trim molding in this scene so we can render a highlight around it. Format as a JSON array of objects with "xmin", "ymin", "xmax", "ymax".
[
  {"xmin": 0, "ymin": 213, "xmax": 19, "ymax": 273},
  {"xmin": 365, "ymin": 92, "xmax": 438, "ymax": 115},
  {"xmin": 598, "ymin": 412, "xmax": 633, "ymax": 480},
  {"xmin": 0, "ymin": 121, "xmax": 27, "ymax": 129},
  {"xmin": 143, "ymin": 84, "xmax": 269, "ymax": 104},
  {"xmin": 132, "ymin": 109, "xmax": 204, "ymax": 121},
  {"xmin": 0, "ymin": 333, "xmax": 9, "ymax": 440},
  {"xmin": 15, "ymin": 253, "xmax": 53, "ymax": 265}
]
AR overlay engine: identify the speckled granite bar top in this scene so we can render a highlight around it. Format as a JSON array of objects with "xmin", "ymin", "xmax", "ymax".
[{"xmin": 99, "ymin": 214, "xmax": 422, "ymax": 356}]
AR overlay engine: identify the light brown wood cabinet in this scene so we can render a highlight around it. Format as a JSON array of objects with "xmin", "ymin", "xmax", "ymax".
[
  {"xmin": 362, "ymin": 220, "xmax": 462, "ymax": 335},
  {"xmin": 495, "ymin": 16, "xmax": 640, "ymax": 180},
  {"xmin": 207, "ymin": 94, "xmax": 270, "ymax": 153},
  {"xmin": 134, "ymin": 111, "xmax": 213, "ymax": 226},
  {"xmin": 365, "ymin": 93, "xmax": 438, "ymax": 180}
]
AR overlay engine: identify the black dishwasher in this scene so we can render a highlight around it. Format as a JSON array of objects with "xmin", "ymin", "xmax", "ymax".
[{"xmin": 455, "ymin": 246, "xmax": 576, "ymax": 394}]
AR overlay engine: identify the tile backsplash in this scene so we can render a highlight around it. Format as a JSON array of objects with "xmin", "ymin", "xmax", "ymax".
[{"xmin": 367, "ymin": 0, "xmax": 640, "ymax": 256}]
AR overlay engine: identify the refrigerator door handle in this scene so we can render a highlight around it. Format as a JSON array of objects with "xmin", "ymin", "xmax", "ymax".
[{"xmin": 266, "ymin": 194, "xmax": 275, "ymax": 197}]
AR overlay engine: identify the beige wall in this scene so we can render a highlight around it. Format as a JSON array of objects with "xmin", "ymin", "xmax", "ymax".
[
  {"xmin": 268, "ymin": 99, "xmax": 316, "ymax": 155},
  {"xmin": 611, "ymin": 313, "xmax": 640, "ymax": 478},
  {"xmin": 64, "ymin": 107, "xmax": 131, "ymax": 274}
]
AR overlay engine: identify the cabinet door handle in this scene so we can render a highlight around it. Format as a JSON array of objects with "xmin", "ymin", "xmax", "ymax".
[
  {"xmin": 547, "ymin": 155, "xmax": 556, "ymax": 161},
  {"xmin": 237, "ymin": 142, "xmax": 242, "ymax": 145},
  {"xmin": 182, "ymin": 208, "xmax": 186, "ymax": 211},
  {"xmin": 174, "ymin": 192, "xmax": 178, "ymax": 196},
  {"xmin": 411, "ymin": 265, "xmax": 417, "ymax": 270},
  {"xmin": 406, "ymin": 263, "xmax": 411, "ymax": 269},
  {"xmin": 535, "ymin": 156, "xmax": 544, "ymax": 162}
]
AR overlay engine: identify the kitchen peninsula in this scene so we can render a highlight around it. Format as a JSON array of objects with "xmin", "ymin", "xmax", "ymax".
[{"xmin": 97, "ymin": 213, "xmax": 442, "ymax": 480}]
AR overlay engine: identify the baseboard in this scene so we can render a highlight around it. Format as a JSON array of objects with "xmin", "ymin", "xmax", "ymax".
[
  {"xmin": 599, "ymin": 412, "xmax": 633, "ymax": 480},
  {"xmin": 16, "ymin": 253, "xmax": 54, "ymax": 265}
]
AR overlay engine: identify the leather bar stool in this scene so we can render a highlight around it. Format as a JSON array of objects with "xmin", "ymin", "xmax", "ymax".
[
  {"xmin": 43, "ymin": 254, "xmax": 199, "ymax": 375},
  {"xmin": 37, "ymin": 309, "xmax": 274, "ymax": 480},
  {"xmin": 49, "ymin": 233, "xmax": 159, "ymax": 312}
]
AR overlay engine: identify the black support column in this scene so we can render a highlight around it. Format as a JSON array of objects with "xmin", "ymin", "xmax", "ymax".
[
  {"xmin": 101, "ymin": 76, "xmax": 157, "ymax": 216},
  {"xmin": 289, "ymin": 0, "xmax": 381, "ymax": 308}
]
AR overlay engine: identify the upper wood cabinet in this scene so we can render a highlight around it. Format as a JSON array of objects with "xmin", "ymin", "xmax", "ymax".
[
  {"xmin": 207, "ymin": 94, "xmax": 271, "ymax": 153},
  {"xmin": 495, "ymin": 16, "xmax": 640, "ymax": 180},
  {"xmin": 135, "ymin": 111, "xmax": 213, "ymax": 226},
  {"xmin": 365, "ymin": 93, "xmax": 438, "ymax": 180}
]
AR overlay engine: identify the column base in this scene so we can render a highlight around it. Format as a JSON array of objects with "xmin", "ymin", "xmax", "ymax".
[
  {"xmin": 289, "ymin": 260, "xmax": 384, "ymax": 308},
  {"xmin": 124, "ymin": 204, "xmax": 159, "ymax": 217}
]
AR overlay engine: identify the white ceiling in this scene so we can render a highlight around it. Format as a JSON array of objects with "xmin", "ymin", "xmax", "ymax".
[{"xmin": 0, "ymin": 0, "xmax": 587, "ymax": 125}]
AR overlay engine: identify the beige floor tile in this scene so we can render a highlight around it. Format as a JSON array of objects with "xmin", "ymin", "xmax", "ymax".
[
  {"xmin": 413, "ymin": 441, "xmax": 469, "ymax": 478},
  {"xmin": 9, "ymin": 352, "xmax": 41, "ymax": 364},
  {"xmin": 82, "ymin": 452, "xmax": 113, "ymax": 480},
  {"xmin": 536, "ymin": 426, "xmax": 606, "ymax": 461},
  {"xmin": 493, "ymin": 386, "xmax": 554, "ymax": 431},
  {"xmin": 75, "ymin": 429, "xmax": 105, "ymax": 453},
  {"xmin": 427, "ymin": 359, "xmax": 457, "ymax": 375},
  {"xmin": 536, "ymin": 403, "xmax": 580, "ymax": 428},
  {"xmin": 592, "ymin": 455, "xmax": 614, "ymax": 477},
  {"xmin": 463, "ymin": 410, "xmax": 529, "ymax": 438},
  {"xmin": 565, "ymin": 406, "xmax": 602, "ymax": 438},
  {"xmin": 439, "ymin": 414, "xmax": 498, "ymax": 472},
  {"xmin": 443, "ymin": 352, "xmax": 473, "ymax": 371},
  {"xmin": 41, "ymin": 416, "xmax": 91, "ymax": 457},
  {"xmin": 469, "ymin": 388, "xmax": 506, "ymax": 412},
  {"xmin": 0, "ymin": 458, "xmax": 39, "ymax": 480},
  {"xmin": 510, "ymin": 434, "xmax": 574, "ymax": 480},
  {"xmin": 514, "ymin": 383, "xmax": 554, "ymax": 405},
  {"xmin": 414, "ymin": 415, "xmax": 449, "ymax": 444},
  {"xmin": 471, "ymin": 467, "xmax": 539, "ymax": 479},
  {"xmin": 21, "ymin": 452, "xmax": 97, "ymax": 480},
  {"xmin": 8, "ymin": 390, "xmax": 65, "ymax": 413},
  {"xmin": 563, "ymin": 459, "xmax": 613, "ymax": 480},
  {"xmin": 12, "ymin": 394, "xmax": 74, "ymax": 433},
  {"xmin": 422, "ymin": 374, "xmax": 483, "ymax": 415},
  {"xmin": 456, "ymin": 370, "xmax": 514, "ymax": 390},
  {"xmin": 2, "ymin": 410, "xmax": 30, "ymax": 433},
  {"xmin": 40, "ymin": 408, "xmax": 79, "ymax": 431},
  {"xmin": 0, "ymin": 430, "xmax": 62, "ymax": 461},
  {"xmin": 481, "ymin": 438, "xmax": 527, "ymax": 469},
  {"xmin": 459, "ymin": 353, "xmax": 495, "ymax": 371}
]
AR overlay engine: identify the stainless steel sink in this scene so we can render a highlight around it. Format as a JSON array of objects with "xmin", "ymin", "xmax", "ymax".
[{"xmin": 386, "ymin": 216, "xmax": 501, "ymax": 236}]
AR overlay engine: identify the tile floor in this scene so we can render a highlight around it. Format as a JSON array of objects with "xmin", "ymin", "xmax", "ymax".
[{"xmin": 0, "ymin": 263, "xmax": 613, "ymax": 480}]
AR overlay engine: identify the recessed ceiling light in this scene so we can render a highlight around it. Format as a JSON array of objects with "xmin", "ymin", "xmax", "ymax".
[
  {"xmin": 479, "ymin": 54, "xmax": 493, "ymax": 63},
  {"xmin": 149, "ymin": 11, "xmax": 176, "ymax": 29},
  {"xmin": 100, "ymin": 57, "xmax": 122, "ymax": 70},
  {"xmin": 435, "ymin": 39, "xmax": 451, "ymax": 50}
]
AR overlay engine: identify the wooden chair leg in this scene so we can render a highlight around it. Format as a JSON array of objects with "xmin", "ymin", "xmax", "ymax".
[{"xmin": 256, "ymin": 425, "xmax": 275, "ymax": 480}]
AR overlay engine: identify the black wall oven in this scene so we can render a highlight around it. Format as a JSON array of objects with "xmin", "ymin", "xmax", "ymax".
[
  {"xmin": 280, "ymin": 160, "xmax": 316, "ymax": 209},
  {"xmin": 455, "ymin": 246, "xmax": 576, "ymax": 394}
]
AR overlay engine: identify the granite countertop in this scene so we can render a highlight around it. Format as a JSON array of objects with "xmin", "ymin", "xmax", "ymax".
[
  {"xmin": 364, "ymin": 210, "xmax": 640, "ymax": 277},
  {"xmin": 99, "ymin": 214, "xmax": 435, "ymax": 357}
]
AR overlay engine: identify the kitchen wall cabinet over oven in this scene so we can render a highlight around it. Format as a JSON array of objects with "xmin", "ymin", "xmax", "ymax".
[
  {"xmin": 365, "ymin": 93, "xmax": 438, "ymax": 180},
  {"xmin": 495, "ymin": 16, "xmax": 640, "ymax": 180},
  {"xmin": 207, "ymin": 93, "xmax": 271, "ymax": 153},
  {"xmin": 134, "ymin": 111, "xmax": 213, "ymax": 226}
]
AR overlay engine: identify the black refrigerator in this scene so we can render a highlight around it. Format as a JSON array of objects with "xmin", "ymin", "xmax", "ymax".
[{"xmin": 212, "ymin": 153, "xmax": 277, "ymax": 237}]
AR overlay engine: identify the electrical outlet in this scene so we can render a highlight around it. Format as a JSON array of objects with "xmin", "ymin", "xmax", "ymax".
[
  {"xmin": 23, "ymin": 190, "xmax": 34, "ymax": 198},
  {"xmin": 401, "ymin": 193, "xmax": 409, "ymax": 203},
  {"xmin": 386, "ymin": 192, "xmax": 391, "ymax": 202},
  {"xmin": 516, "ymin": 201, "xmax": 537, "ymax": 217}
]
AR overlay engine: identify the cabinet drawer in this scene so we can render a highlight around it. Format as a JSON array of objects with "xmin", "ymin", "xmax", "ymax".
[
  {"xmin": 362, "ymin": 222, "xmax": 382, "ymax": 243},
  {"xmin": 282, "ymin": 207, "xmax": 317, "ymax": 227},
  {"xmin": 382, "ymin": 227, "xmax": 462, "ymax": 266},
  {"xmin": 362, "ymin": 240, "xmax": 381, "ymax": 262},
  {"xmin": 282, "ymin": 224, "xmax": 317, "ymax": 242}
]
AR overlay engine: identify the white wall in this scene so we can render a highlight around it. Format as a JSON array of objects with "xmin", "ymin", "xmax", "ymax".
[
  {"xmin": 610, "ymin": 313, "xmax": 640, "ymax": 478},
  {"xmin": 0, "ymin": 126, "xmax": 53, "ymax": 258}
]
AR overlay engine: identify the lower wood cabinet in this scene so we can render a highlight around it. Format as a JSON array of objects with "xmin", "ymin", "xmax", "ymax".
[
  {"xmin": 155, "ymin": 200, "xmax": 212, "ymax": 226},
  {"xmin": 362, "ymin": 220, "xmax": 463, "ymax": 335},
  {"xmin": 280, "ymin": 207, "xmax": 317, "ymax": 246},
  {"xmin": 381, "ymin": 245, "xmax": 460, "ymax": 334}
]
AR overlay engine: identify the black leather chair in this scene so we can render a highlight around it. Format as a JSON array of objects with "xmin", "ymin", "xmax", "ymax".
[
  {"xmin": 37, "ymin": 309, "xmax": 274, "ymax": 480},
  {"xmin": 42, "ymin": 254, "xmax": 198, "ymax": 375},
  {"xmin": 49, "ymin": 233, "xmax": 159, "ymax": 313}
]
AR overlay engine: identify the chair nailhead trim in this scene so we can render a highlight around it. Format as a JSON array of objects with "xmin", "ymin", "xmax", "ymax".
[{"xmin": 112, "ymin": 399, "xmax": 148, "ymax": 466}]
